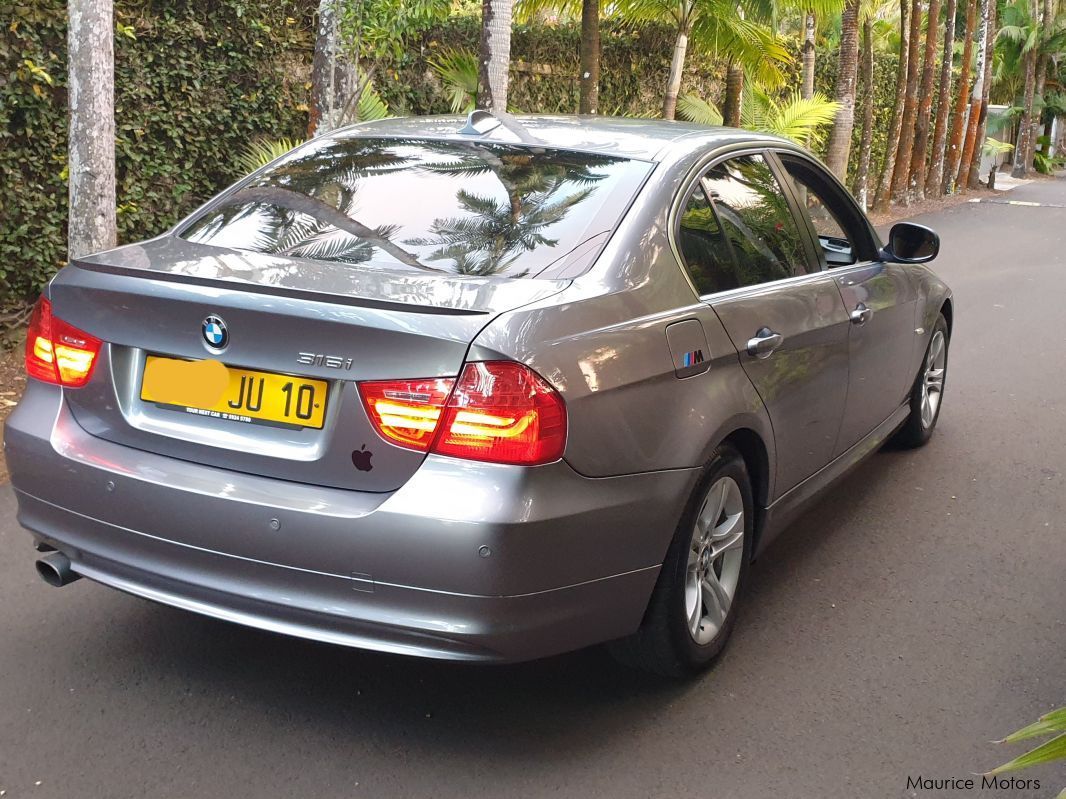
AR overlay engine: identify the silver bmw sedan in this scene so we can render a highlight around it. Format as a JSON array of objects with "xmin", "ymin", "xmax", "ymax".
[{"xmin": 6, "ymin": 114, "xmax": 951, "ymax": 675}]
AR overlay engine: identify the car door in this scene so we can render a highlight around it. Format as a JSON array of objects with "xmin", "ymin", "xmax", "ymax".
[
  {"xmin": 772, "ymin": 151, "xmax": 919, "ymax": 456},
  {"xmin": 675, "ymin": 151, "xmax": 850, "ymax": 497}
]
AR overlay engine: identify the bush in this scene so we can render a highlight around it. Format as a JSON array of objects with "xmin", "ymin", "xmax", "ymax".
[{"xmin": 0, "ymin": 0, "xmax": 310, "ymax": 312}]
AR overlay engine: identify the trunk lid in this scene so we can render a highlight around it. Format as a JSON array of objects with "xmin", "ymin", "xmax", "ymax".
[{"xmin": 53, "ymin": 238, "xmax": 568, "ymax": 493}]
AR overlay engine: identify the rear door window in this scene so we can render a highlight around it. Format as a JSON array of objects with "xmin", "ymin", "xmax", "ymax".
[
  {"xmin": 701, "ymin": 154, "xmax": 809, "ymax": 287},
  {"xmin": 180, "ymin": 138, "xmax": 653, "ymax": 279},
  {"xmin": 676, "ymin": 184, "xmax": 741, "ymax": 295}
]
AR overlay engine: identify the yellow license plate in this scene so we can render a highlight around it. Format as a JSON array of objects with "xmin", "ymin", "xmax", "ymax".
[{"xmin": 140, "ymin": 356, "xmax": 328, "ymax": 430}]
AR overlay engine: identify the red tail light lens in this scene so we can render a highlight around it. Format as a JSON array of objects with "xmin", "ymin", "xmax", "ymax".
[
  {"xmin": 359, "ymin": 362, "xmax": 567, "ymax": 466},
  {"xmin": 359, "ymin": 377, "xmax": 456, "ymax": 451},
  {"xmin": 435, "ymin": 362, "xmax": 567, "ymax": 465},
  {"xmin": 25, "ymin": 297, "xmax": 101, "ymax": 388}
]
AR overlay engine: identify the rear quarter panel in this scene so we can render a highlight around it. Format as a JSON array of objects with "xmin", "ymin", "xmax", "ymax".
[{"xmin": 469, "ymin": 149, "xmax": 776, "ymax": 494}]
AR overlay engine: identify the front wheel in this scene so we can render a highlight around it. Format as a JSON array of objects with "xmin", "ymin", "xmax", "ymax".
[
  {"xmin": 893, "ymin": 313, "xmax": 949, "ymax": 448},
  {"xmin": 608, "ymin": 445, "xmax": 753, "ymax": 677}
]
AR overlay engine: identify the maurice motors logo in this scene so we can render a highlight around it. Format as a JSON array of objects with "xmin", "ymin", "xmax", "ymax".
[{"xmin": 905, "ymin": 774, "xmax": 1042, "ymax": 792}]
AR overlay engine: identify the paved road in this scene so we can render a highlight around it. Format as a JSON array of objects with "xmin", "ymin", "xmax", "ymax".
[{"xmin": 2, "ymin": 180, "xmax": 1065, "ymax": 799}]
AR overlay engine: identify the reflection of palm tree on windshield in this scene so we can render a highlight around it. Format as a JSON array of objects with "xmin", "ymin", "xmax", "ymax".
[
  {"xmin": 406, "ymin": 180, "xmax": 594, "ymax": 276},
  {"xmin": 408, "ymin": 142, "xmax": 610, "ymax": 276}
]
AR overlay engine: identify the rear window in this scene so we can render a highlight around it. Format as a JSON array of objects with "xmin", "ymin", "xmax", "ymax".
[{"xmin": 180, "ymin": 137, "xmax": 652, "ymax": 279}]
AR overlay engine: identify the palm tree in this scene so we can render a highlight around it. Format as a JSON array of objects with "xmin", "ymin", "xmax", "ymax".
[
  {"xmin": 888, "ymin": 0, "xmax": 923, "ymax": 204},
  {"xmin": 944, "ymin": 0, "xmax": 979, "ymax": 192},
  {"xmin": 824, "ymin": 0, "xmax": 861, "ymax": 179},
  {"xmin": 788, "ymin": 0, "xmax": 849, "ymax": 101},
  {"xmin": 1011, "ymin": 0, "xmax": 1040, "ymax": 176},
  {"xmin": 616, "ymin": 0, "xmax": 790, "ymax": 120},
  {"xmin": 68, "ymin": 0, "xmax": 116, "ymax": 259},
  {"xmin": 872, "ymin": 0, "xmax": 910, "ymax": 212},
  {"xmin": 479, "ymin": 0, "xmax": 514, "ymax": 112},
  {"xmin": 852, "ymin": 13, "xmax": 875, "ymax": 207},
  {"xmin": 906, "ymin": 0, "xmax": 943, "ymax": 202},
  {"xmin": 956, "ymin": 0, "xmax": 994, "ymax": 189},
  {"xmin": 925, "ymin": 0, "xmax": 958, "ymax": 196},
  {"xmin": 965, "ymin": 0, "xmax": 998, "ymax": 188}
]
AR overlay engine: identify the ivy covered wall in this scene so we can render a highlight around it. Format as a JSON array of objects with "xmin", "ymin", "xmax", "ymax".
[{"xmin": 1, "ymin": 0, "xmax": 310, "ymax": 312}]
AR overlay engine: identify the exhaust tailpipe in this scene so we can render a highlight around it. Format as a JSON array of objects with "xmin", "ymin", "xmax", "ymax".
[{"xmin": 35, "ymin": 552, "xmax": 81, "ymax": 587}]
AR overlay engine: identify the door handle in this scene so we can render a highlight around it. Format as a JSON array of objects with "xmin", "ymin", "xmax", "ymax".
[
  {"xmin": 850, "ymin": 303, "xmax": 873, "ymax": 325},
  {"xmin": 746, "ymin": 327, "xmax": 783, "ymax": 359}
]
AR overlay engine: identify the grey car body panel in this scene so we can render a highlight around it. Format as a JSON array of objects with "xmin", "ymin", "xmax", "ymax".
[{"xmin": 6, "ymin": 116, "xmax": 953, "ymax": 661}]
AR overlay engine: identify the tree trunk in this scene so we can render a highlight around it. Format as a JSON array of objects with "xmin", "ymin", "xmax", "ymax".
[
  {"xmin": 1011, "ymin": 0, "xmax": 1038, "ymax": 178},
  {"xmin": 68, "ymin": 0, "xmax": 116, "ymax": 259},
  {"xmin": 873, "ymin": 0, "xmax": 910, "ymax": 213},
  {"xmin": 478, "ymin": 0, "xmax": 513, "ymax": 112},
  {"xmin": 853, "ymin": 16, "xmax": 875, "ymax": 208},
  {"xmin": 925, "ymin": 0, "xmax": 957, "ymax": 196},
  {"xmin": 944, "ymin": 0, "xmax": 978, "ymax": 191},
  {"xmin": 578, "ymin": 0, "xmax": 600, "ymax": 114},
  {"xmin": 907, "ymin": 0, "xmax": 942, "ymax": 202},
  {"xmin": 825, "ymin": 0, "xmax": 861, "ymax": 180},
  {"xmin": 308, "ymin": 0, "xmax": 358, "ymax": 136},
  {"xmin": 966, "ymin": 0, "xmax": 997, "ymax": 188},
  {"xmin": 802, "ymin": 11, "xmax": 817, "ymax": 100},
  {"xmin": 890, "ymin": 0, "xmax": 923, "ymax": 204},
  {"xmin": 1033, "ymin": 0, "xmax": 1054, "ymax": 154},
  {"xmin": 956, "ymin": 0, "xmax": 991, "ymax": 190},
  {"xmin": 663, "ymin": 28, "xmax": 690, "ymax": 120},
  {"xmin": 723, "ymin": 61, "xmax": 744, "ymax": 127}
]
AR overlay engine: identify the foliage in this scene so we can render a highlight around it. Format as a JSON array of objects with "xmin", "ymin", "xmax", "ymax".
[
  {"xmin": 0, "ymin": 0, "xmax": 310, "ymax": 312},
  {"xmin": 236, "ymin": 138, "xmax": 305, "ymax": 175},
  {"xmin": 676, "ymin": 93, "xmax": 725, "ymax": 125},
  {"xmin": 987, "ymin": 706, "xmax": 1066, "ymax": 795},
  {"xmin": 981, "ymin": 136, "xmax": 1015, "ymax": 157},
  {"xmin": 675, "ymin": 86, "xmax": 839, "ymax": 145},
  {"xmin": 741, "ymin": 87, "xmax": 840, "ymax": 146},
  {"xmin": 427, "ymin": 48, "xmax": 480, "ymax": 112}
]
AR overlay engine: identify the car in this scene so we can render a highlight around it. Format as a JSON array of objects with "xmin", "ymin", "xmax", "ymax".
[{"xmin": 6, "ymin": 113, "xmax": 951, "ymax": 676}]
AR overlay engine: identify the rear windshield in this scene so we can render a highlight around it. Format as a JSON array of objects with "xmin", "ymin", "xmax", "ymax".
[{"xmin": 180, "ymin": 137, "xmax": 652, "ymax": 279}]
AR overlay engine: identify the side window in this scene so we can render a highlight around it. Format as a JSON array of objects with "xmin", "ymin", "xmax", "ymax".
[
  {"xmin": 677, "ymin": 184, "xmax": 741, "ymax": 295},
  {"xmin": 702, "ymin": 154, "xmax": 809, "ymax": 287},
  {"xmin": 779, "ymin": 155, "xmax": 874, "ymax": 267}
]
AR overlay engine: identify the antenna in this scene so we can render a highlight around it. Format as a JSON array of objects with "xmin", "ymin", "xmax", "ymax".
[{"xmin": 458, "ymin": 110, "xmax": 503, "ymax": 136}]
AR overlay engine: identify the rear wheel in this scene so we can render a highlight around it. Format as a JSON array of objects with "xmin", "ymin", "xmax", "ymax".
[
  {"xmin": 608, "ymin": 445, "xmax": 753, "ymax": 677},
  {"xmin": 893, "ymin": 313, "xmax": 949, "ymax": 448}
]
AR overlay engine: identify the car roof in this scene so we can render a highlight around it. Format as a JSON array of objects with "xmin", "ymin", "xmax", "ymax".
[{"xmin": 328, "ymin": 114, "xmax": 799, "ymax": 163}]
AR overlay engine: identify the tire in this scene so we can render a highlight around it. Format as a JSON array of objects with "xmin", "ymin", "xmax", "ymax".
[
  {"xmin": 893, "ymin": 313, "xmax": 949, "ymax": 449},
  {"xmin": 608, "ymin": 444, "xmax": 754, "ymax": 677}
]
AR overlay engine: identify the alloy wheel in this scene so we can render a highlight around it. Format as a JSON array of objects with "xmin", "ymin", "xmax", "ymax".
[
  {"xmin": 920, "ymin": 330, "xmax": 947, "ymax": 429},
  {"xmin": 685, "ymin": 476, "xmax": 745, "ymax": 645}
]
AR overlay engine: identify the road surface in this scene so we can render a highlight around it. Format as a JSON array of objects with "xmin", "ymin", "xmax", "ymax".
[{"xmin": 1, "ymin": 179, "xmax": 1064, "ymax": 799}]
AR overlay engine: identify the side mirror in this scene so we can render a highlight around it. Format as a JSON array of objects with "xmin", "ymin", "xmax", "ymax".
[{"xmin": 881, "ymin": 222, "xmax": 940, "ymax": 264}]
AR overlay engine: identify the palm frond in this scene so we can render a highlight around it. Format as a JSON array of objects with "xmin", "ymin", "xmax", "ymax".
[
  {"xmin": 235, "ymin": 138, "xmax": 303, "ymax": 176},
  {"xmin": 356, "ymin": 81, "xmax": 389, "ymax": 122},
  {"xmin": 762, "ymin": 91, "xmax": 841, "ymax": 146},
  {"xmin": 427, "ymin": 48, "xmax": 479, "ymax": 113},
  {"xmin": 676, "ymin": 94, "xmax": 725, "ymax": 125}
]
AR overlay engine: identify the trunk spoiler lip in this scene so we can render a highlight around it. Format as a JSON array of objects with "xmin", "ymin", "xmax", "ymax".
[{"xmin": 68, "ymin": 257, "xmax": 504, "ymax": 317}]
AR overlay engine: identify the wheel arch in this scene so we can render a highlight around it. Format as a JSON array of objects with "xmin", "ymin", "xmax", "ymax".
[
  {"xmin": 940, "ymin": 296, "xmax": 954, "ymax": 336},
  {"xmin": 720, "ymin": 427, "xmax": 771, "ymax": 555}
]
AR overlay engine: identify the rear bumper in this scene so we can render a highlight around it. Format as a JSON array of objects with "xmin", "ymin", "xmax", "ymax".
[{"xmin": 6, "ymin": 382, "xmax": 697, "ymax": 662}]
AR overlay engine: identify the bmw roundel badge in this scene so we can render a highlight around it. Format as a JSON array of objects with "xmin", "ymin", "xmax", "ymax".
[{"xmin": 202, "ymin": 315, "xmax": 228, "ymax": 350}]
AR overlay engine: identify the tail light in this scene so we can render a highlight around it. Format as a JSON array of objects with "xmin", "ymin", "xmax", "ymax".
[
  {"xmin": 358, "ymin": 377, "xmax": 456, "ymax": 451},
  {"xmin": 25, "ymin": 296, "xmax": 102, "ymax": 388},
  {"xmin": 359, "ymin": 361, "xmax": 567, "ymax": 466}
]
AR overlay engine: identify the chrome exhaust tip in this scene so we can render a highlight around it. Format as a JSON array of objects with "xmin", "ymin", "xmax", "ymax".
[{"xmin": 35, "ymin": 552, "xmax": 81, "ymax": 587}]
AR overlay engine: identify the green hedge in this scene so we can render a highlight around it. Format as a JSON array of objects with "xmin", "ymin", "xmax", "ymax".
[{"xmin": 0, "ymin": 0, "xmax": 310, "ymax": 311}]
